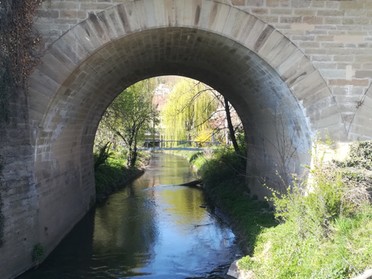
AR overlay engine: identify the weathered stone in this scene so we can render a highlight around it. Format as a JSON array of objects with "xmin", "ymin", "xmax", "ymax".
[{"xmin": 227, "ymin": 260, "xmax": 256, "ymax": 279}]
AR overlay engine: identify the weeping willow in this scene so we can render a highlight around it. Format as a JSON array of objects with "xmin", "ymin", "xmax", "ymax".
[{"xmin": 161, "ymin": 79, "xmax": 218, "ymax": 144}]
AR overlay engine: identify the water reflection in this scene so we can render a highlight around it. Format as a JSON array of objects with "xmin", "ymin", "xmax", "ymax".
[{"xmin": 18, "ymin": 154, "xmax": 239, "ymax": 279}]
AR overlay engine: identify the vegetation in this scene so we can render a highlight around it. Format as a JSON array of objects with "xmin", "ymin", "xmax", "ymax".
[
  {"xmin": 94, "ymin": 150, "xmax": 148, "ymax": 202},
  {"xmin": 182, "ymin": 140, "xmax": 372, "ymax": 279},
  {"xmin": 185, "ymin": 147, "xmax": 276, "ymax": 252},
  {"xmin": 0, "ymin": 0, "xmax": 42, "ymax": 248},
  {"xmin": 96, "ymin": 80, "xmax": 158, "ymax": 168},
  {"xmin": 337, "ymin": 141, "xmax": 372, "ymax": 170},
  {"xmin": 0, "ymin": 0, "xmax": 42, "ymax": 122},
  {"xmin": 31, "ymin": 243, "xmax": 44, "ymax": 265},
  {"xmin": 236, "ymin": 142, "xmax": 372, "ymax": 279},
  {"xmin": 161, "ymin": 79, "xmax": 218, "ymax": 144}
]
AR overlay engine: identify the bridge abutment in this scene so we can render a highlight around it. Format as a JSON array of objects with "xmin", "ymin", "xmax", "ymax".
[{"xmin": 0, "ymin": 89, "xmax": 38, "ymax": 278}]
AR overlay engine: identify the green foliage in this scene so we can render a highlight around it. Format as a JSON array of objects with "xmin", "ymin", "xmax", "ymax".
[
  {"xmin": 97, "ymin": 79, "xmax": 158, "ymax": 168},
  {"xmin": 95, "ymin": 155, "xmax": 126, "ymax": 195},
  {"xmin": 239, "ymin": 161, "xmax": 372, "ymax": 279},
  {"xmin": 161, "ymin": 79, "xmax": 218, "ymax": 142},
  {"xmin": 94, "ymin": 142, "xmax": 112, "ymax": 171},
  {"xmin": 192, "ymin": 147, "xmax": 276, "ymax": 252},
  {"xmin": 31, "ymin": 243, "xmax": 44, "ymax": 264},
  {"xmin": 340, "ymin": 141, "xmax": 372, "ymax": 170},
  {"xmin": 94, "ymin": 151, "xmax": 147, "ymax": 202},
  {"xmin": 200, "ymin": 147, "xmax": 246, "ymax": 187}
]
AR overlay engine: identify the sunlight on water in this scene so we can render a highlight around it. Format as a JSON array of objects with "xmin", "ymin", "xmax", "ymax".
[{"xmin": 18, "ymin": 154, "xmax": 239, "ymax": 279}]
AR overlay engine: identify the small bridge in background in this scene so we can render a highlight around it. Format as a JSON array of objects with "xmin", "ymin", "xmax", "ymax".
[{"xmin": 142, "ymin": 139, "xmax": 218, "ymax": 151}]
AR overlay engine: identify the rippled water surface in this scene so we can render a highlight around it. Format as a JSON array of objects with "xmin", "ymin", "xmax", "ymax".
[{"xmin": 18, "ymin": 154, "xmax": 239, "ymax": 278}]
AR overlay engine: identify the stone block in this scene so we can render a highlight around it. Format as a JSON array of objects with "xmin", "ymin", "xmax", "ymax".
[
  {"xmin": 311, "ymin": 111, "xmax": 343, "ymax": 130},
  {"xmin": 231, "ymin": 0, "xmax": 245, "ymax": 6},
  {"xmin": 355, "ymin": 70, "xmax": 372, "ymax": 79},
  {"xmin": 276, "ymin": 48, "xmax": 304, "ymax": 76},
  {"xmin": 291, "ymin": 70, "xmax": 326, "ymax": 100},
  {"xmin": 329, "ymin": 79, "xmax": 369, "ymax": 87},
  {"xmin": 244, "ymin": 19, "xmax": 268, "ymax": 50},
  {"xmin": 36, "ymin": 9, "xmax": 59, "ymax": 18},
  {"xmin": 207, "ymin": 3, "xmax": 231, "ymax": 33},
  {"xmin": 80, "ymin": 2, "xmax": 113, "ymax": 11},
  {"xmin": 117, "ymin": 2, "xmax": 141, "ymax": 32}
]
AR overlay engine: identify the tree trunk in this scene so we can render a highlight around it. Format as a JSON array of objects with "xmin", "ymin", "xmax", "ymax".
[{"xmin": 224, "ymin": 97, "xmax": 240, "ymax": 154}]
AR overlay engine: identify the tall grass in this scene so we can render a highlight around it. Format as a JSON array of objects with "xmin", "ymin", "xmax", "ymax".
[
  {"xmin": 238, "ymin": 143, "xmax": 372, "ymax": 279},
  {"xmin": 195, "ymin": 147, "xmax": 277, "ymax": 252}
]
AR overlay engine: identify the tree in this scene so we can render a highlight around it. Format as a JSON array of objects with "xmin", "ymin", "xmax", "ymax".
[
  {"xmin": 99, "ymin": 79, "xmax": 157, "ymax": 168},
  {"xmin": 223, "ymin": 97, "xmax": 241, "ymax": 154},
  {"xmin": 161, "ymin": 79, "xmax": 218, "ymax": 145}
]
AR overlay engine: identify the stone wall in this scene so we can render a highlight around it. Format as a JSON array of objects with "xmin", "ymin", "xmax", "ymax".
[
  {"xmin": 0, "ymin": 90, "xmax": 38, "ymax": 279},
  {"xmin": 34, "ymin": 0, "xmax": 372, "ymax": 140}
]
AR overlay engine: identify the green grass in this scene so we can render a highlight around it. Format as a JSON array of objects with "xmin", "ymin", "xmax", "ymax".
[
  {"xmin": 189, "ymin": 145, "xmax": 372, "ymax": 279},
  {"xmin": 238, "ymin": 164, "xmax": 372, "ymax": 279},
  {"xmin": 94, "ymin": 152, "xmax": 147, "ymax": 202},
  {"xmin": 193, "ymin": 147, "xmax": 277, "ymax": 252}
]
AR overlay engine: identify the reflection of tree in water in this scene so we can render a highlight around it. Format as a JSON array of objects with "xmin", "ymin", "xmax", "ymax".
[
  {"xmin": 93, "ymin": 183, "xmax": 158, "ymax": 273},
  {"xmin": 17, "ymin": 154, "xmax": 239, "ymax": 279},
  {"xmin": 157, "ymin": 186, "xmax": 206, "ymax": 228}
]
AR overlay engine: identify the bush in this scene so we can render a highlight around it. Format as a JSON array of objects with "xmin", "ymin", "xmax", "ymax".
[
  {"xmin": 196, "ymin": 147, "xmax": 276, "ymax": 252},
  {"xmin": 32, "ymin": 243, "xmax": 44, "ymax": 264},
  {"xmin": 200, "ymin": 147, "xmax": 246, "ymax": 187},
  {"xmin": 94, "ymin": 151, "xmax": 147, "ymax": 202},
  {"xmin": 339, "ymin": 141, "xmax": 372, "ymax": 170},
  {"xmin": 238, "ymin": 159, "xmax": 372, "ymax": 279},
  {"xmin": 94, "ymin": 142, "xmax": 112, "ymax": 171}
]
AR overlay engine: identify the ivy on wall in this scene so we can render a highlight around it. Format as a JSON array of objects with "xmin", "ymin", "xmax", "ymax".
[
  {"xmin": 0, "ymin": 0, "xmax": 42, "ymax": 122},
  {"xmin": 0, "ymin": 0, "xmax": 42, "ymax": 246}
]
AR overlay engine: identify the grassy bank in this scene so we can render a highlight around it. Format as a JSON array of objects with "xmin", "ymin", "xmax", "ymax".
[
  {"xmin": 94, "ymin": 151, "xmax": 150, "ymax": 203},
  {"xmin": 187, "ymin": 148, "xmax": 277, "ymax": 252},
  {"xmin": 185, "ymin": 143, "xmax": 371, "ymax": 278},
  {"xmin": 238, "ymin": 164, "xmax": 372, "ymax": 278}
]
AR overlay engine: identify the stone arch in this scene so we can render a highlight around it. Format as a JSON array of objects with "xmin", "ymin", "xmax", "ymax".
[
  {"xmin": 348, "ymin": 83, "xmax": 372, "ymax": 140},
  {"xmin": 26, "ymin": 0, "xmax": 345, "ymax": 262}
]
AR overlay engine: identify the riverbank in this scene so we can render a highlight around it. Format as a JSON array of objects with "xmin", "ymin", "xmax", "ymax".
[
  {"xmin": 94, "ymin": 152, "xmax": 151, "ymax": 203},
  {"xmin": 171, "ymin": 144, "xmax": 372, "ymax": 279},
  {"xmin": 165, "ymin": 148, "xmax": 277, "ymax": 252}
]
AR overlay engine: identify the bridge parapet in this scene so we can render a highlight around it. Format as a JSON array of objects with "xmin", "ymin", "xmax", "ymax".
[{"xmin": 35, "ymin": 0, "xmax": 372, "ymax": 139}]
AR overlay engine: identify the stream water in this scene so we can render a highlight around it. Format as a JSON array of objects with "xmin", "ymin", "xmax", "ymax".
[{"xmin": 18, "ymin": 153, "xmax": 241, "ymax": 278}]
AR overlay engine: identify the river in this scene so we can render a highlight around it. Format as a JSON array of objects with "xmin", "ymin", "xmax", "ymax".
[{"xmin": 18, "ymin": 153, "xmax": 240, "ymax": 279}]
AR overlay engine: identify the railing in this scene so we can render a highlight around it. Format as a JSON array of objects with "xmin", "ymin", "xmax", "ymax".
[{"xmin": 142, "ymin": 139, "xmax": 219, "ymax": 151}]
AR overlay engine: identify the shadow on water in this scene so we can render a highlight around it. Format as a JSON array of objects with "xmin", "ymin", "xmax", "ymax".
[{"xmin": 18, "ymin": 154, "xmax": 241, "ymax": 279}]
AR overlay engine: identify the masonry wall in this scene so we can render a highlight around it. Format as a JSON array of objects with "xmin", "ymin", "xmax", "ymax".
[
  {"xmin": 34, "ymin": 0, "xmax": 372, "ymax": 140},
  {"xmin": 0, "ymin": 90, "xmax": 38, "ymax": 279}
]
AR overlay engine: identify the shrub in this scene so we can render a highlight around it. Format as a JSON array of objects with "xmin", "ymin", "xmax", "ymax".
[
  {"xmin": 340, "ymin": 141, "xmax": 372, "ymax": 170},
  {"xmin": 239, "ymin": 159, "xmax": 372, "ymax": 279},
  {"xmin": 31, "ymin": 243, "xmax": 44, "ymax": 264},
  {"xmin": 200, "ymin": 147, "xmax": 246, "ymax": 187},
  {"xmin": 94, "ymin": 142, "xmax": 112, "ymax": 171}
]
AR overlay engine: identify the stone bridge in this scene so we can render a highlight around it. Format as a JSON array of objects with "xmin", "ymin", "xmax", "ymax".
[{"xmin": 1, "ymin": 0, "xmax": 372, "ymax": 278}]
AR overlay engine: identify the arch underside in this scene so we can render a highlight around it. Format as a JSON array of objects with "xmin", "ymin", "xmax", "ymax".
[{"xmin": 26, "ymin": 0, "xmax": 346, "ymax": 255}]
